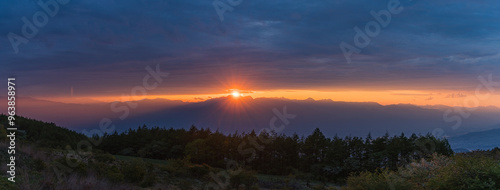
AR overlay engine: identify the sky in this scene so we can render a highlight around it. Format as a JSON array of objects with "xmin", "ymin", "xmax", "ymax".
[{"xmin": 1, "ymin": 0, "xmax": 500, "ymax": 107}]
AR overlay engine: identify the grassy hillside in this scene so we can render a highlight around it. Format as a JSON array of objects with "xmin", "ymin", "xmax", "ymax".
[{"xmin": 343, "ymin": 150, "xmax": 500, "ymax": 189}]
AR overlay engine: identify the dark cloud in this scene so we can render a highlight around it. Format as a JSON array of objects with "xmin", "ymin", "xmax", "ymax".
[{"xmin": 1, "ymin": 0, "xmax": 500, "ymax": 97}]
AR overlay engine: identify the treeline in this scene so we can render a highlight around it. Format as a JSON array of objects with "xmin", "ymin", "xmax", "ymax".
[
  {"xmin": 0, "ymin": 115, "xmax": 87, "ymax": 149},
  {"xmin": 99, "ymin": 125, "xmax": 453, "ymax": 182},
  {"xmin": 0, "ymin": 115, "xmax": 454, "ymax": 182}
]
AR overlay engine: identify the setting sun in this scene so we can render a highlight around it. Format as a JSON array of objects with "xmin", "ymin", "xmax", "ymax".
[{"xmin": 232, "ymin": 91, "xmax": 240, "ymax": 97}]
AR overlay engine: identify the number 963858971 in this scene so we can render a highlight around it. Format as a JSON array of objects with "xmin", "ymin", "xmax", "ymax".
[{"xmin": 7, "ymin": 78, "xmax": 16, "ymax": 126}]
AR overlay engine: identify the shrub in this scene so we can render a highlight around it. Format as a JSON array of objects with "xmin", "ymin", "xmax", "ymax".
[
  {"xmin": 427, "ymin": 155, "xmax": 500, "ymax": 190},
  {"xmin": 140, "ymin": 162, "xmax": 157, "ymax": 187},
  {"xmin": 106, "ymin": 166, "xmax": 125, "ymax": 183},
  {"xmin": 90, "ymin": 162, "xmax": 124, "ymax": 183},
  {"xmin": 122, "ymin": 158, "xmax": 147, "ymax": 184},
  {"xmin": 230, "ymin": 170, "xmax": 258, "ymax": 189},
  {"xmin": 0, "ymin": 177, "xmax": 19, "ymax": 190},
  {"xmin": 53, "ymin": 157, "xmax": 88, "ymax": 176},
  {"xmin": 188, "ymin": 164, "xmax": 210, "ymax": 179},
  {"xmin": 343, "ymin": 169, "xmax": 416, "ymax": 190},
  {"xmin": 397, "ymin": 153, "xmax": 452, "ymax": 187},
  {"xmin": 160, "ymin": 159, "xmax": 190, "ymax": 178},
  {"xmin": 32, "ymin": 158, "xmax": 46, "ymax": 171},
  {"xmin": 94, "ymin": 153, "xmax": 116, "ymax": 163},
  {"xmin": 344, "ymin": 152, "xmax": 500, "ymax": 190}
]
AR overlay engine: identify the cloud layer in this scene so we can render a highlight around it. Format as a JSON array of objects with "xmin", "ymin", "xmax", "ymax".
[{"xmin": 2, "ymin": 0, "xmax": 500, "ymax": 97}]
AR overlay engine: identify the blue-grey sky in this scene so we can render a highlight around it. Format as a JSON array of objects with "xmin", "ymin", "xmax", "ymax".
[{"xmin": 1, "ymin": 0, "xmax": 500, "ymax": 102}]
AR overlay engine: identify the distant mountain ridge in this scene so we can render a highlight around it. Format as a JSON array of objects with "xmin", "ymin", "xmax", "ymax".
[
  {"xmin": 448, "ymin": 126, "xmax": 500, "ymax": 151},
  {"xmin": 2, "ymin": 96, "xmax": 500, "ymax": 140}
]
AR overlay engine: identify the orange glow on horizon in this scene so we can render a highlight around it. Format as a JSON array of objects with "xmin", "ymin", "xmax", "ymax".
[{"xmin": 37, "ymin": 89, "xmax": 500, "ymax": 108}]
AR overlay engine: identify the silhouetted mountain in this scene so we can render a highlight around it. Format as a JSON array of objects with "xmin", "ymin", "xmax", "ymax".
[
  {"xmin": 104, "ymin": 96, "xmax": 500, "ymax": 138},
  {"xmin": 4, "ymin": 96, "xmax": 500, "ymax": 139}
]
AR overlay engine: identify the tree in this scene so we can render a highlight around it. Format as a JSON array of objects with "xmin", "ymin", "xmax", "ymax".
[
  {"xmin": 185, "ymin": 139, "xmax": 212, "ymax": 164},
  {"xmin": 303, "ymin": 128, "xmax": 329, "ymax": 164}
]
